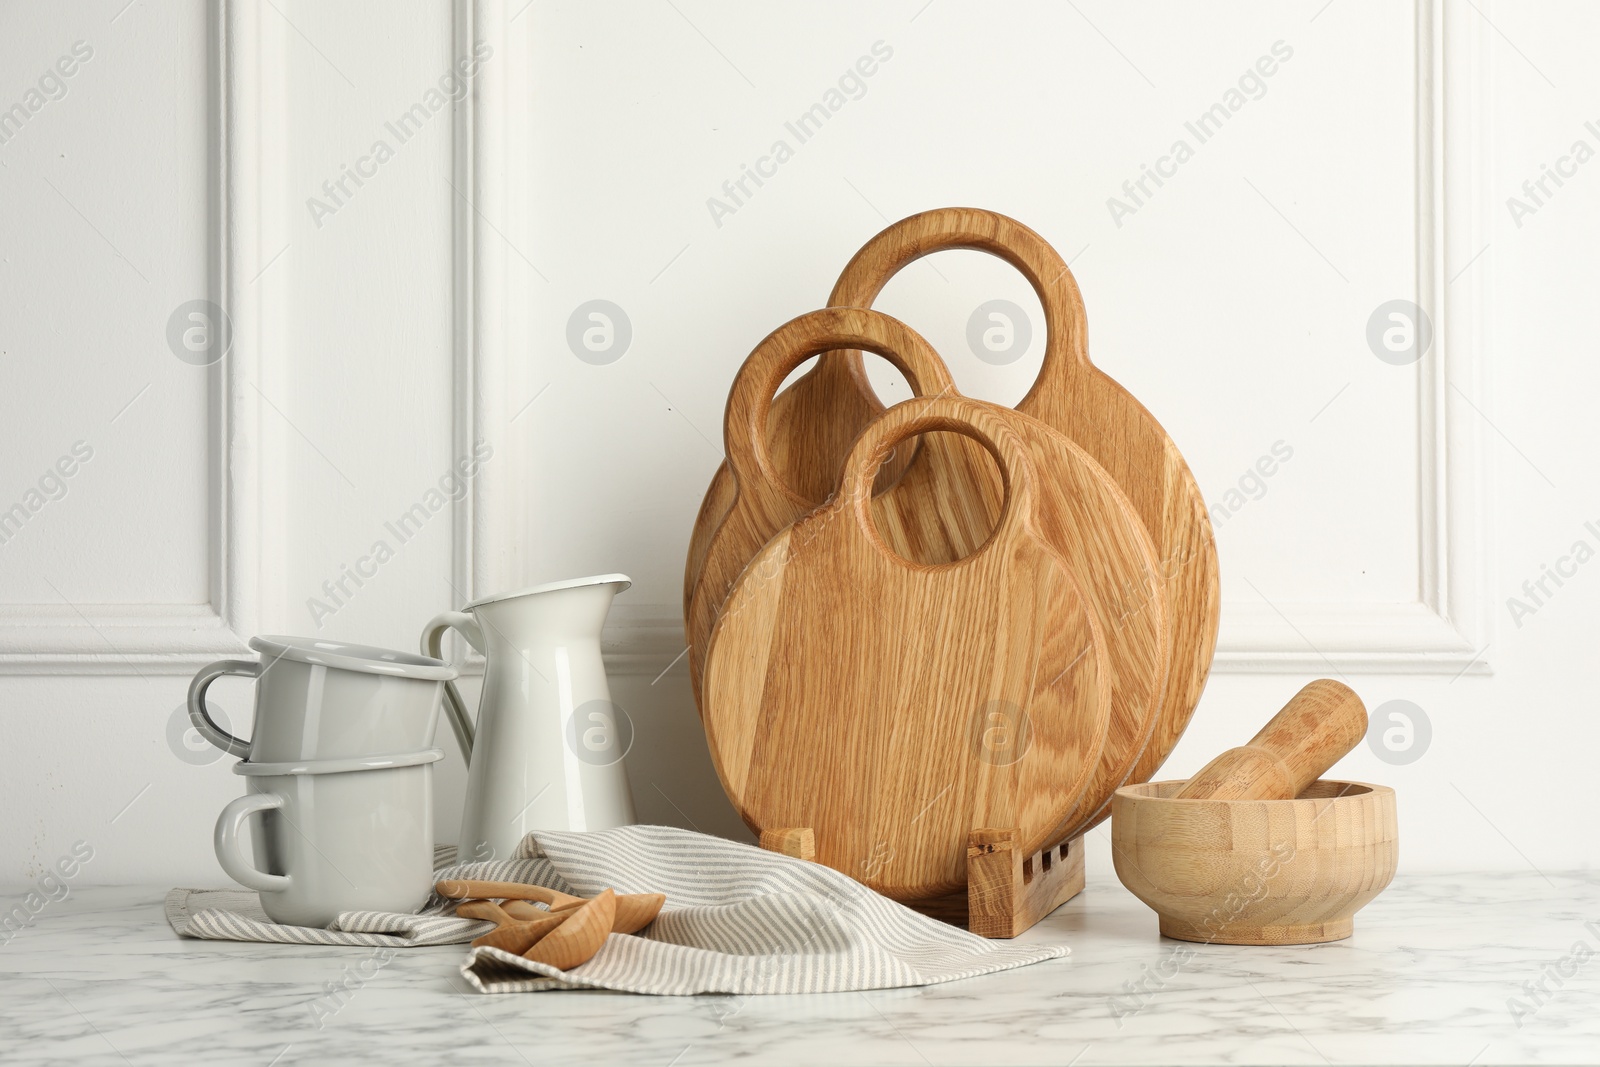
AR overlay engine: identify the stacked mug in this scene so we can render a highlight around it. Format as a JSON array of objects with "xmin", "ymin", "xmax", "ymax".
[{"xmin": 188, "ymin": 636, "xmax": 457, "ymax": 927}]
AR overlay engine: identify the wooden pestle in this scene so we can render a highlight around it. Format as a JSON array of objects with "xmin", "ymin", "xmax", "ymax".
[{"xmin": 1174, "ymin": 680, "xmax": 1367, "ymax": 801}]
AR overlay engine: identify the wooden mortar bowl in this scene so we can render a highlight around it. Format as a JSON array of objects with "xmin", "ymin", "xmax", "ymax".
[{"xmin": 1111, "ymin": 779, "xmax": 1397, "ymax": 945}]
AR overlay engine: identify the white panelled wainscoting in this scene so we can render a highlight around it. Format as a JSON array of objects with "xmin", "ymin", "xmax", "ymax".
[{"xmin": 3, "ymin": 0, "xmax": 1596, "ymax": 892}]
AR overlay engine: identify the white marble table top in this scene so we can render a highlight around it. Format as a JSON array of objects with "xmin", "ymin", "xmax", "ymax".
[{"xmin": 2, "ymin": 871, "xmax": 1596, "ymax": 1065}]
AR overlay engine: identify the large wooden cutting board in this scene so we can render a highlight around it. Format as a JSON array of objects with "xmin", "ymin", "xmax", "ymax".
[
  {"xmin": 701, "ymin": 397, "xmax": 1113, "ymax": 901},
  {"xmin": 824, "ymin": 208, "xmax": 1219, "ymax": 813}
]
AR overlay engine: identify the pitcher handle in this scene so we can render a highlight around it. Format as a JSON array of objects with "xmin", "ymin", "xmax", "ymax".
[{"xmin": 423, "ymin": 611, "xmax": 485, "ymax": 764}]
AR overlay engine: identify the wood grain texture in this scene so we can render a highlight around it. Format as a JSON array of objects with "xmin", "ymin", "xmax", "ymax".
[
  {"xmin": 766, "ymin": 826, "xmax": 1087, "ymax": 938},
  {"xmin": 437, "ymin": 880, "xmax": 584, "ymax": 908},
  {"xmin": 685, "ymin": 307, "xmax": 1174, "ymax": 840},
  {"xmin": 523, "ymin": 888, "xmax": 615, "ymax": 970},
  {"xmin": 702, "ymin": 396, "xmax": 1110, "ymax": 901},
  {"xmin": 826, "ymin": 208, "xmax": 1221, "ymax": 823},
  {"xmin": 605, "ymin": 893, "xmax": 666, "ymax": 934},
  {"xmin": 455, "ymin": 899, "xmax": 515, "ymax": 924},
  {"xmin": 760, "ymin": 828, "xmax": 815, "ymax": 861},
  {"xmin": 683, "ymin": 353, "xmax": 912, "ymax": 621},
  {"xmin": 1111, "ymin": 780, "xmax": 1398, "ymax": 945},
  {"xmin": 445, "ymin": 880, "xmax": 663, "ymax": 935},
  {"xmin": 689, "ymin": 304, "xmax": 1170, "ymax": 850},
  {"xmin": 471, "ymin": 915, "xmax": 565, "ymax": 953},
  {"xmin": 504, "ymin": 894, "xmax": 664, "ymax": 935},
  {"xmin": 1004, "ymin": 404, "xmax": 1170, "ymax": 844},
  {"xmin": 1175, "ymin": 679, "xmax": 1367, "ymax": 801},
  {"xmin": 965, "ymin": 830, "xmax": 1086, "ymax": 939},
  {"xmin": 686, "ymin": 307, "xmax": 1003, "ymax": 707}
]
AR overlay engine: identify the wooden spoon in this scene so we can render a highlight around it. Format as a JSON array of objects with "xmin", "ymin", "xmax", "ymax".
[
  {"xmin": 605, "ymin": 892, "xmax": 665, "ymax": 934},
  {"xmin": 454, "ymin": 899, "xmax": 516, "ymax": 924},
  {"xmin": 547, "ymin": 892, "xmax": 665, "ymax": 934},
  {"xmin": 450, "ymin": 883, "xmax": 666, "ymax": 934},
  {"xmin": 436, "ymin": 879, "xmax": 585, "ymax": 909},
  {"xmin": 472, "ymin": 915, "xmax": 567, "ymax": 954},
  {"xmin": 524, "ymin": 889, "xmax": 615, "ymax": 970}
]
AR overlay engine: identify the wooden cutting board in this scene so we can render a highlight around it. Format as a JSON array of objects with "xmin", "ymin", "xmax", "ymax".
[
  {"xmin": 683, "ymin": 353, "xmax": 908, "ymax": 620},
  {"xmin": 687, "ymin": 307, "xmax": 1171, "ymax": 847},
  {"xmin": 701, "ymin": 396, "xmax": 1113, "ymax": 901},
  {"xmin": 824, "ymin": 207, "xmax": 1219, "ymax": 815},
  {"xmin": 684, "ymin": 211, "xmax": 1217, "ymax": 814},
  {"xmin": 685, "ymin": 307, "xmax": 1005, "ymax": 705}
]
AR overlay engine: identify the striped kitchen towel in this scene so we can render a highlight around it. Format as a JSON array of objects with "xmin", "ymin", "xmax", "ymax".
[
  {"xmin": 168, "ymin": 825, "xmax": 1069, "ymax": 994},
  {"xmin": 164, "ymin": 849, "xmax": 559, "ymax": 948},
  {"xmin": 459, "ymin": 825, "xmax": 1069, "ymax": 994}
]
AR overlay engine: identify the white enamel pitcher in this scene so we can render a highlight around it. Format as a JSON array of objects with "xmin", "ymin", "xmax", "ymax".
[{"xmin": 422, "ymin": 574, "xmax": 636, "ymax": 861}]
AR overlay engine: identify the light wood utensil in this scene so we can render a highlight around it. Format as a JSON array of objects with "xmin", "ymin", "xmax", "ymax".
[
  {"xmin": 436, "ymin": 880, "xmax": 585, "ymax": 909},
  {"xmin": 825, "ymin": 208, "xmax": 1221, "ymax": 819},
  {"xmin": 444, "ymin": 881, "xmax": 666, "ymax": 935},
  {"xmin": 702, "ymin": 395, "xmax": 1112, "ymax": 901},
  {"xmin": 1112, "ymin": 680, "xmax": 1395, "ymax": 944},
  {"xmin": 543, "ymin": 893, "xmax": 664, "ymax": 934},
  {"xmin": 524, "ymin": 889, "xmax": 615, "ymax": 970},
  {"xmin": 456, "ymin": 898, "xmax": 566, "ymax": 953},
  {"xmin": 1174, "ymin": 679, "xmax": 1366, "ymax": 800},
  {"xmin": 597, "ymin": 892, "xmax": 664, "ymax": 934},
  {"xmin": 500, "ymin": 899, "xmax": 552, "ymax": 922},
  {"xmin": 472, "ymin": 915, "xmax": 567, "ymax": 954},
  {"xmin": 1111, "ymin": 779, "xmax": 1398, "ymax": 944},
  {"xmin": 454, "ymin": 899, "xmax": 517, "ymax": 924}
]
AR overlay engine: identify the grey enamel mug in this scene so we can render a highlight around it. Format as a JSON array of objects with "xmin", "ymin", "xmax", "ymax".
[
  {"xmin": 188, "ymin": 636, "xmax": 456, "ymax": 763},
  {"xmin": 212, "ymin": 749, "xmax": 441, "ymax": 928}
]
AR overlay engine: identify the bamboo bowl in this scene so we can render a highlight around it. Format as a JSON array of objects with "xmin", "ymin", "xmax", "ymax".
[{"xmin": 1111, "ymin": 779, "xmax": 1397, "ymax": 945}]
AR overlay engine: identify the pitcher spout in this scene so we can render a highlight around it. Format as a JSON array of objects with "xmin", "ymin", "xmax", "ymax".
[{"xmin": 469, "ymin": 573, "xmax": 631, "ymax": 644}]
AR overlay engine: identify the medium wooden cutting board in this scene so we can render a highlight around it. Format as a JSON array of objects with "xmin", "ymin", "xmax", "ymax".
[
  {"xmin": 685, "ymin": 307, "xmax": 1005, "ymax": 705},
  {"xmin": 682, "ymin": 353, "xmax": 909, "ymax": 620},
  {"xmin": 701, "ymin": 396, "xmax": 1114, "ymax": 901}
]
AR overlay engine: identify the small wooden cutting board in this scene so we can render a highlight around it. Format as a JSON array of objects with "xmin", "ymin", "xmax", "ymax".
[{"xmin": 701, "ymin": 396, "xmax": 1116, "ymax": 901}]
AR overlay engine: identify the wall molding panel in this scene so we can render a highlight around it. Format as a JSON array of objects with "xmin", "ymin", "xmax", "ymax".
[
  {"xmin": 8, "ymin": 1, "xmax": 1487, "ymax": 680},
  {"xmin": 1213, "ymin": 0, "xmax": 1491, "ymax": 676},
  {"xmin": 462, "ymin": 0, "xmax": 1494, "ymax": 678},
  {"xmin": 0, "ymin": 0, "xmax": 288, "ymax": 675}
]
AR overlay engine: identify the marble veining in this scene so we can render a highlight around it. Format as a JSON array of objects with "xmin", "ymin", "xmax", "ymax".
[{"xmin": 1, "ymin": 871, "xmax": 1597, "ymax": 1065}]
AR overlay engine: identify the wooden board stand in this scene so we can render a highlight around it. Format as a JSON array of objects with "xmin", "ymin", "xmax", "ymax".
[{"xmin": 758, "ymin": 827, "xmax": 1085, "ymax": 939}]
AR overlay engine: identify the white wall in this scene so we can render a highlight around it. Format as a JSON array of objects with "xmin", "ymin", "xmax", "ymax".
[{"xmin": 1, "ymin": 0, "xmax": 1595, "ymax": 886}]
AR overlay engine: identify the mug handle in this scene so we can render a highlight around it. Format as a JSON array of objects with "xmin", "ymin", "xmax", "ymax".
[
  {"xmin": 187, "ymin": 659, "xmax": 263, "ymax": 759},
  {"xmin": 422, "ymin": 611, "xmax": 485, "ymax": 765},
  {"xmin": 213, "ymin": 792, "xmax": 291, "ymax": 893}
]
